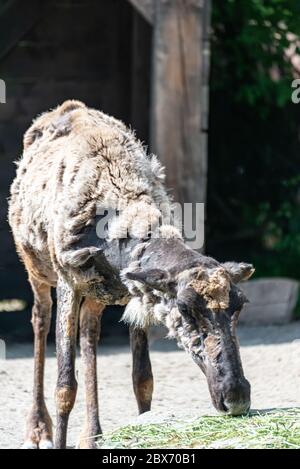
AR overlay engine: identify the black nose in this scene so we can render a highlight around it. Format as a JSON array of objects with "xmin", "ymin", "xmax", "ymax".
[
  {"xmin": 221, "ymin": 378, "xmax": 251, "ymax": 416},
  {"xmin": 222, "ymin": 399, "xmax": 250, "ymax": 416}
]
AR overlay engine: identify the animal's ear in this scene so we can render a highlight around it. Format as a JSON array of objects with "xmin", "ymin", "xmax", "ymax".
[
  {"xmin": 62, "ymin": 246, "xmax": 118, "ymax": 280},
  {"xmin": 62, "ymin": 247, "xmax": 102, "ymax": 268},
  {"xmin": 125, "ymin": 268, "xmax": 168, "ymax": 290},
  {"xmin": 222, "ymin": 262, "xmax": 255, "ymax": 283}
]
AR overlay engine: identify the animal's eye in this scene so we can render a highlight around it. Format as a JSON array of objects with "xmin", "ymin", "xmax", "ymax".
[{"xmin": 178, "ymin": 302, "xmax": 190, "ymax": 317}]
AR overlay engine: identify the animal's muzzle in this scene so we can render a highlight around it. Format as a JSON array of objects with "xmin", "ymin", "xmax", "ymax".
[{"xmin": 220, "ymin": 377, "xmax": 251, "ymax": 416}]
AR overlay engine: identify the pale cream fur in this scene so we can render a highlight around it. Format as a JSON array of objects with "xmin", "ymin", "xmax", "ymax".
[{"xmin": 8, "ymin": 100, "xmax": 173, "ymax": 287}]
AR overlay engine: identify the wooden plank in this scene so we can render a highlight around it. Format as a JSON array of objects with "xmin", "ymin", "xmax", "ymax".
[
  {"xmin": 200, "ymin": 0, "xmax": 211, "ymax": 245},
  {"xmin": 151, "ymin": 0, "xmax": 207, "ymax": 210},
  {"xmin": 130, "ymin": 9, "xmax": 152, "ymax": 143},
  {"xmin": 127, "ymin": 0, "xmax": 154, "ymax": 24},
  {"xmin": 201, "ymin": 0, "xmax": 211, "ymax": 132},
  {"xmin": 0, "ymin": 0, "xmax": 42, "ymax": 61}
]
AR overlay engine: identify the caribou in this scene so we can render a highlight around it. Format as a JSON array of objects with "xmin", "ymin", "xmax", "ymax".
[{"xmin": 8, "ymin": 100, "xmax": 254, "ymax": 449}]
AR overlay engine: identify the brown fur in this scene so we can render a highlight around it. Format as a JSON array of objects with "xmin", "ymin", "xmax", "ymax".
[
  {"xmin": 22, "ymin": 277, "xmax": 53, "ymax": 449},
  {"xmin": 204, "ymin": 335, "xmax": 222, "ymax": 361},
  {"xmin": 79, "ymin": 298, "xmax": 104, "ymax": 449},
  {"xmin": 8, "ymin": 100, "xmax": 254, "ymax": 448},
  {"xmin": 189, "ymin": 267, "xmax": 231, "ymax": 310},
  {"xmin": 55, "ymin": 387, "xmax": 77, "ymax": 415},
  {"xmin": 130, "ymin": 327, "xmax": 153, "ymax": 414}
]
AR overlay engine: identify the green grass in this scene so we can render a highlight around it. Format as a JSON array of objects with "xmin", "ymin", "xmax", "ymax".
[{"xmin": 97, "ymin": 409, "xmax": 300, "ymax": 449}]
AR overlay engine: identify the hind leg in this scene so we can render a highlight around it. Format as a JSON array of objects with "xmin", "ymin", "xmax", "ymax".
[{"xmin": 23, "ymin": 276, "xmax": 53, "ymax": 449}]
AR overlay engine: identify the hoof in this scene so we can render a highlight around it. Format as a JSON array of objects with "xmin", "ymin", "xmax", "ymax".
[
  {"xmin": 39, "ymin": 439, "xmax": 54, "ymax": 449},
  {"xmin": 22, "ymin": 440, "xmax": 38, "ymax": 450},
  {"xmin": 23, "ymin": 405, "xmax": 53, "ymax": 449},
  {"xmin": 22, "ymin": 438, "xmax": 54, "ymax": 450}
]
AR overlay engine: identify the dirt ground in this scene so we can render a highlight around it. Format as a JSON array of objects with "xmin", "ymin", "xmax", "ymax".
[{"xmin": 0, "ymin": 323, "xmax": 299, "ymax": 449}]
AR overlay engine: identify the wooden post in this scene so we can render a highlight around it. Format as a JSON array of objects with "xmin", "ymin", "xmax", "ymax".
[
  {"xmin": 201, "ymin": 0, "xmax": 211, "ymax": 186},
  {"xmin": 151, "ymin": 0, "xmax": 209, "ymax": 210},
  {"xmin": 130, "ymin": 9, "xmax": 152, "ymax": 143},
  {"xmin": 127, "ymin": 0, "xmax": 154, "ymax": 24}
]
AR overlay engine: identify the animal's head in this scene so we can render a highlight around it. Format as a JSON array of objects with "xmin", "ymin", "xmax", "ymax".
[{"xmin": 125, "ymin": 260, "xmax": 254, "ymax": 416}]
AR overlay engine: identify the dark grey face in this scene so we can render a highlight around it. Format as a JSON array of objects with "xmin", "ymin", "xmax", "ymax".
[
  {"xmin": 125, "ymin": 255, "xmax": 254, "ymax": 417},
  {"xmin": 177, "ymin": 284, "xmax": 250, "ymax": 416}
]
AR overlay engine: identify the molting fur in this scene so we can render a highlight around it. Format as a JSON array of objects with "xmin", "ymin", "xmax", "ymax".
[{"xmin": 9, "ymin": 100, "xmax": 173, "ymax": 299}]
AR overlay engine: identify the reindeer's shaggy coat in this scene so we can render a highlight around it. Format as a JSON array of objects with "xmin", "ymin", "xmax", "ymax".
[
  {"xmin": 8, "ymin": 100, "xmax": 253, "ymax": 449},
  {"xmin": 9, "ymin": 100, "xmax": 174, "ymax": 299}
]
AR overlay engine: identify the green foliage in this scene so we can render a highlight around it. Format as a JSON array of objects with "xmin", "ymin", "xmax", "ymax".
[
  {"xmin": 212, "ymin": 0, "xmax": 300, "ymax": 110},
  {"xmin": 208, "ymin": 0, "xmax": 300, "ymax": 283}
]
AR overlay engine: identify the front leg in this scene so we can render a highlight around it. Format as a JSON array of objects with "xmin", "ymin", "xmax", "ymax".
[
  {"xmin": 130, "ymin": 326, "xmax": 153, "ymax": 414},
  {"xmin": 55, "ymin": 278, "xmax": 81, "ymax": 449},
  {"xmin": 78, "ymin": 298, "xmax": 105, "ymax": 449}
]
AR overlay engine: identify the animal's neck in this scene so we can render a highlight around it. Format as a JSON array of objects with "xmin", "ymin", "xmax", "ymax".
[
  {"xmin": 137, "ymin": 236, "xmax": 199, "ymax": 274},
  {"xmin": 121, "ymin": 233, "xmax": 204, "ymax": 335},
  {"xmin": 106, "ymin": 230, "xmax": 192, "ymax": 275},
  {"xmin": 92, "ymin": 237, "xmax": 141, "ymax": 274}
]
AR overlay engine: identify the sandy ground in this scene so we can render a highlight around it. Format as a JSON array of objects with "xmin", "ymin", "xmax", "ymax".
[{"xmin": 0, "ymin": 323, "xmax": 299, "ymax": 449}]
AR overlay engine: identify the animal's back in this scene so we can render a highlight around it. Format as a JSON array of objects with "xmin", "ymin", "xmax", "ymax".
[{"xmin": 8, "ymin": 100, "xmax": 169, "ymax": 285}]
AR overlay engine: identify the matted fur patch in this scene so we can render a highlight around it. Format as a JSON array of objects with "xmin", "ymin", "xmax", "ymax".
[{"xmin": 189, "ymin": 267, "xmax": 230, "ymax": 310}]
